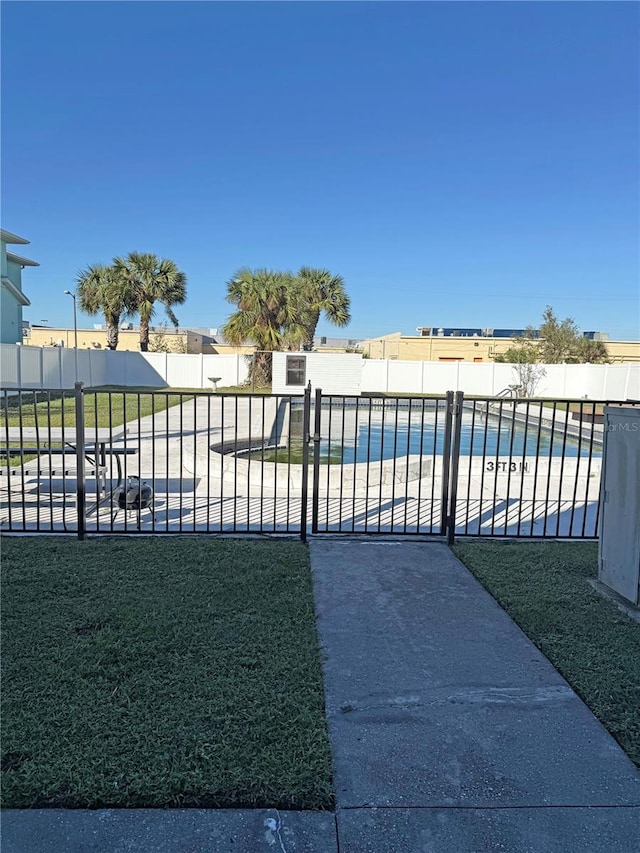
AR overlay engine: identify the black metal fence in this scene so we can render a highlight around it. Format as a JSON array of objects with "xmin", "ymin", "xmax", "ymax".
[
  {"xmin": 1, "ymin": 384, "xmax": 632, "ymax": 541},
  {"xmin": 447, "ymin": 395, "xmax": 612, "ymax": 540},
  {"xmin": 310, "ymin": 391, "xmax": 452, "ymax": 535}
]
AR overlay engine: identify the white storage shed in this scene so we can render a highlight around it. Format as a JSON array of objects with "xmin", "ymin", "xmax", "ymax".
[{"xmin": 271, "ymin": 352, "xmax": 363, "ymax": 396}]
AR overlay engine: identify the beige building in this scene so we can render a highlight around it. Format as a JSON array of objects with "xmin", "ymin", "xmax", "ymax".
[
  {"xmin": 361, "ymin": 332, "xmax": 640, "ymax": 364},
  {"xmin": 24, "ymin": 325, "xmax": 255, "ymax": 356}
]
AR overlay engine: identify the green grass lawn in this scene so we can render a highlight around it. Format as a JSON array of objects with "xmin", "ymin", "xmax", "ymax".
[
  {"xmin": 1, "ymin": 537, "xmax": 333, "ymax": 809},
  {"xmin": 453, "ymin": 541, "xmax": 640, "ymax": 766},
  {"xmin": 1, "ymin": 388, "xmax": 194, "ymax": 430}
]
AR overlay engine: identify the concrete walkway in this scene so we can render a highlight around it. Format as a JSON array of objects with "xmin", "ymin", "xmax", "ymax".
[
  {"xmin": 3, "ymin": 541, "xmax": 639, "ymax": 852},
  {"xmin": 312, "ymin": 541, "xmax": 640, "ymax": 852}
]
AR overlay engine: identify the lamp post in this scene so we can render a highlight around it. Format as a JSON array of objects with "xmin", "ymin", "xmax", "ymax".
[{"xmin": 64, "ymin": 290, "xmax": 78, "ymax": 380}]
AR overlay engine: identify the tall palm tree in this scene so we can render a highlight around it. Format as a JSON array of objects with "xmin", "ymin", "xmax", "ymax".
[
  {"xmin": 295, "ymin": 267, "xmax": 350, "ymax": 351},
  {"xmin": 76, "ymin": 263, "xmax": 133, "ymax": 350},
  {"xmin": 114, "ymin": 252, "xmax": 187, "ymax": 352},
  {"xmin": 222, "ymin": 268, "xmax": 306, "ymax": 383}
]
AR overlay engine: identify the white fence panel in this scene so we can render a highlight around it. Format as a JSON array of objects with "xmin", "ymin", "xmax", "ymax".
[
  {"xmin": 387, "ymin": 360, "xmax": 422, "ymax": 393},
  {"xmin": 457, "ymin": 362, "xmax": 498, "ymax": 395},
  {"xmin": 490, "ymin": 363, "xmax": 517, "ymax": 395},
  {"xmin": 76, "ymin": 349, "xmax": 94, "ymax": 387},
  {"xmin": 164, "ymin": 353, "xmax": 201, "ymax": 388},
  {"xmin": 421, "ymin": 362, "xmax": 460, "ymax": 394},
  {"xmin": 138, "ymin": 353, "xmax": 169, "ymax": 386},
  {"xmin": 0, "ymin": 344, "xmax": 20, "ymax": 386},
  {"xmin": 105, "ymin": 351, "xmax": 165, "ymax": 388},
  {"xmin": 59, "ymin": 349, "xmax": 78, "ymax": 388},
  {"xmin": 41, "ymin": 347, "xmax": 62, "ymax": 388},
  {"xmin": 88, "ymin": 350, "xmax": 109, "ymax": 387},
  {"xmin": 524, "ymin": 364, "xmax": 562, "ymax": 397},
  {"xmin": 561, "ymin": 364, "xmax": 602, "ymax": 399},
  {"xmin": 202, "ymin": 354, "xmax": 248, "ymax": 388},
  {"xmin": 361, "ymin": 360, "xmax": 387, "ymax": 392},
  {"xmin": 2, "ymin": 345, "xmax": 638, "ymax": 397},
  {"xmin": 626, "ymin": 365, "xmax": 640, "ymax": 399},
  {"xmin": 18, "ymin": 345, "xmax": 43, "ymax": 388},
  {"xmin": 605, "ymin": 364, "xmax": 639, "ymax": 400}
]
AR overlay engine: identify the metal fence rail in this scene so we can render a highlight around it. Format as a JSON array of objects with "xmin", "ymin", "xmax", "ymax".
[{"xmin": 1, "ymin": 385, "xmax": 636, "ymax": 541}]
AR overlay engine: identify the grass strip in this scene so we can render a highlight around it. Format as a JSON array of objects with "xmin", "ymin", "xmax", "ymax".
[
  {"xmin": 0, "ymin": 389, "xmax": 192, "ymax": 430},
  {"xmin": 1, "ymin": 537, "xmax": 333, "ymax": 809},
  {"xmin": 453, "ymin": 541, "xmax": 640, "ymax": 766}
]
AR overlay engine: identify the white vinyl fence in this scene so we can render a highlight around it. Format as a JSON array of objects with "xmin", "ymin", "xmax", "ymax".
[
  {"xmin": 0, "ymin": 345, "xmax": 249, "ymax": 390},
  {"xmin": 1, "ymin": 344, "xmax": 638, "ymax": 399},
  {"xmin": 361, "ymin": 359, "xmax": 640, "ymax": 399}
]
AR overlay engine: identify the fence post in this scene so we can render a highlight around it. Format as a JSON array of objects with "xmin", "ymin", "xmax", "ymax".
[
  {"xmin": 440, "ymin": 391, "xmax": 454, "ymax": 537},
  {"xmin": 300, "ymin": 382, "xmax": 312, "ymax": 542},
  {"xmin": 311, "ymin": 388, "xmax": 322, "ymax": 534},
  {"xmin": 74, "ymin": 381, "xmax": 86, "ymax": 540},
  {"xmin": 447, "ymin": 391, "xmax": 464, "ymax": 545}
]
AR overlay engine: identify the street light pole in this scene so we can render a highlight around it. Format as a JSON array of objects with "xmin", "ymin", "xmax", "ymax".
[{"xmin": 64, "ymin": 290, "xmax": 78, "ymax": 380}]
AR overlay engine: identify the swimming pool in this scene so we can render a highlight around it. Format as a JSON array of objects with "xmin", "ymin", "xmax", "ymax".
[{"xmin": 317, "ymin": 406, "xmax": 601, "ymax": 464}]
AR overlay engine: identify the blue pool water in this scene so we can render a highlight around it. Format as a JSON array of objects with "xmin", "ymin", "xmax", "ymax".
[{"xmin": 320, "ymin": 410, "xmax": 600, "ymax": 464}]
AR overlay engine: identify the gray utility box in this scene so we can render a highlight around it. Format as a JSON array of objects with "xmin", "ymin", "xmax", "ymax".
[{"xmin": 598, "ymin": 406, "xmax": 640, "ymax": 605}]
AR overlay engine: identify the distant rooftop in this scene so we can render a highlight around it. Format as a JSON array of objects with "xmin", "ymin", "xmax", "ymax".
[{"xmin": 415, "ymin": 326, "xmax": 605, "ymax": 340}]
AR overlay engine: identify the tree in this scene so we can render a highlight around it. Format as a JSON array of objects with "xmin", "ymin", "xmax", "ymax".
[
  {"xmin": 76, "ymin": 263, "xmax": 134, "ymax": 350},
  {"xmin": 148, "ymin": 326, "xmax": 171, "ymax": 353},
  {"xmin": 494, "ymin": 338, "xmax": 539, "ymax": 365},
  {"xmin": 221, "ymin": 268, "xmax": 306, "ymax": 384},
  {"xmin": 149, "ymin": 324, "xmax": 188, "ymax": 353},
  {"xmin": 295, "ymin": 267, "xmax": 351, "ymax": 351},
  {"xmin": 114, "ymin": 252, "xmax": 187, "ymax": 352},
  {"xmin": 538, "ymin": 306, "xmax": 581, "ymax": 363},
  {"xmin": 576, "ymin": 337, "xmax": 610, "ymax": 364},
  {"xmin": 494, "ymin": 307, "xmax": 609, "ymax": 366},
  {"xmin": 494, "ymin": 337, "xmax": 546, "ymax": 396},
  {"xmin": 513, "ymin": 362, "xmax": 547, "ymax": 397}
]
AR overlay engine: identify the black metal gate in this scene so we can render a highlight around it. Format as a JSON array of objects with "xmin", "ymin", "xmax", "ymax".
[
  {"xmin": 309, "ymin": 390, "xmax": 454, "ymax": 536},
  {"xmin": 1, "ymin": 384, "xmax": 627, "ymax": 541}
]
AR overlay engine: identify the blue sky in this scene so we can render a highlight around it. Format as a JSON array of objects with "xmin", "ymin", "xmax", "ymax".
[{"xmin": 2, "ymin": 1, "xmax": 639, "ymax": 340}]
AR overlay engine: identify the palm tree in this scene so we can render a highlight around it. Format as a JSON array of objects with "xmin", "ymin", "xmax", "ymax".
[
  {"xmin": 295, "ymin": 267, "xmax": 350, "ymax": 351},
  {"xmin": 76, "ymin": 263, "xmax": 133, "ymax": 350},
  {"xmin": 114, "ymin": 252, "xmax": 187, "ymax": 352},
  {"xmin": 222, "ymin": 268, "xmax": 306, "ymax": 383}
]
